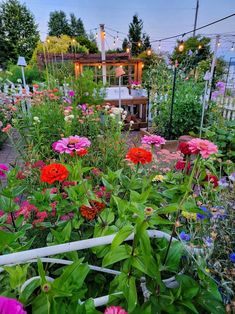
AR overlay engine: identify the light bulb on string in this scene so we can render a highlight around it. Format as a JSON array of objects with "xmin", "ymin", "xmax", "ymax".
[
  {"xmin": 103, "ymin": 31, "xmax": 106, "ymax": 38},
  {"xmin": 231, "ymin": 43, "xmax": 234, "ymax": 51},
  {"xmin": 116, "ymin": 32, "xmax": 119, "ymax": 41},
  {"xmin": 217, "ymin": 40, "xmax": 221, "ymax": 47},
  {"xmin": 137, "ymin": 41, "xmax": 142, "ymax": 47},
  {"xmin": 113, "ymin": 39, "xmax": 116, "ymax": 46},
  {"xmin": 126, "ymin": 46, "xmax": 131, "ymax": 54},
  {"xmin": 198, "ymin": 44, "xmax": 202, "ymax": 50},
  {"xmin": 158, "ymin": 41, "xmax": 161, "ymax": 51},
  {"xmin": 147, "ymin": 47, "xmax": 152, "ymax": 56},
  {"xmin": 178, "ymin": 40, "xmax": 184, "ymax": 52},
  {"xmin": 95, "ymin": 32, "xmax": 98, "ymax": 39}
]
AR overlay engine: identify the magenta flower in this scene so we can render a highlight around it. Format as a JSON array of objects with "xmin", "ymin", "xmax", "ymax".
[
  {"xmin": 52, "ymin": 136, "xmax": 91, "ymax": 154},
  {"xmin": 104, "ymin": 306, "xmax": 128, "ymax": 314},
  {"xmin": 0, "ymin": 296, "xmax": 26, "ymax": 314},
  {"xmin": 0, "ymin": 164, "xmax": 9, "ymax": 178},
  {"xmin": 141, "ymin": 135, "xmax": 166, "ymax": 147},
  {"xmin": 188, "ymin": 138, "xmax": 218, "ymax": 158},
  {"xmin": 68, "ymin": 90, "xmax": 75, "ymax": 97}
]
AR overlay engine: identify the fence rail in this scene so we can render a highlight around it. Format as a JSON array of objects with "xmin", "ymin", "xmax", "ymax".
[{"xmin": 216, "ymin": 95, "xmax": 235, "ymax": 121}]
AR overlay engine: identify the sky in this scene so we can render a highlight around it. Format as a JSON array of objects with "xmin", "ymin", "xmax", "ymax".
[{"xmin": 17, "ymin": 0, "xmax": 235, "ymax": 59}]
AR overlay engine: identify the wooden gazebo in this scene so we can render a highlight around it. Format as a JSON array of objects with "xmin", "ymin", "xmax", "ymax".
[{"xmin": 37, "ymin": 52, "xmax": 144, "ymax": 85}]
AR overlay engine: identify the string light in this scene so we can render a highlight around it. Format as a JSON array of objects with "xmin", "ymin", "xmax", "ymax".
[
  {"xmin": 178, "ymin": 40, "xmax": 185, "ymax": 52},
  {"xmin": 116, "ymin": 32, "xmax": 119, "ymax": 41},
  {"xmin": 72, "ymin": 39, "xmax": 76, "ymax": 44},
  {"xmin": 231, "ymin": 43, "xmax": 234, "ymax": 51},
  {"xmin": 137, "ymin": 41, "xmax": 142, "ymax": 47},
  {"xmin": 126, "ymin": 46, "xmax": 131, "ymax": 53},
  {"xmin": 113, "ymin": 39, "xmax": 116, "ymax": 46},
  {"xmin": 103, "ymin": 31, "xmax": 106, "ymax": 38},
  {"xmin": 158, "ymin": 41, "xmax": 161, "ymax": 50},
  {"xmin": 95, "ymin": 32, "xmax": 98, "ymax": 38},
  {"xmin": 147, "ymin": 47, "xmax": 152, "ymax": 56},
  {"xmin": 46, "ymin": 39, "xmax": 50, "ymax": 43},
  {"xmin": 198, "ymin": 44, "xmax": 202, "ymax": 49},
  {"xmin": 217, "ymin": 40, "xmax": 221, "ymax": 47}
]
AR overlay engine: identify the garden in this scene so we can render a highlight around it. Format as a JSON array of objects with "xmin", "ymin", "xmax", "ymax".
[{"xmin": 0, "ymin": 1, "xmax": 235, "ymax": 314}]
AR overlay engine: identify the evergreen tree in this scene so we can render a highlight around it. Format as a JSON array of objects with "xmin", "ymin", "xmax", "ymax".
[
  {"xmin": 69, "ymin": 13, "xmax": 86, "ymax": 37},
  {"xmin": 48, "ymin": 11, "xmax": 70, "ymax": 36},
  {"xmin": 0, "ymin": 0, "xmax": 39, "ymax": 68},
  {"xmin": 123, "ymin": 14, "xmax": 151, "ymax": 56}
]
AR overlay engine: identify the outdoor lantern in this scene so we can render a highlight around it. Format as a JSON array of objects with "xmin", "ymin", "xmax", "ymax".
[
  {"xmin": 17, "ymin": 56, "xmax": 27, "ymax": 67},
  {"xmin": 115, "ymin": 66, "xmax": 126, "ymax": 109},
  {"xmin": 115, "ymin": 66, "xmax": 125, "ymax": 78},
  {"xmin": 178, "ymin": 41, "xmax": 185, "ymax": 52},
  {"xmin": 17, "ymin": 56, "xmax": 27, "ymax": 88}
]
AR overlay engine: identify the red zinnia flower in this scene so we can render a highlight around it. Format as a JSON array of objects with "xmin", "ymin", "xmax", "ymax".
[
  {"xmin": 175, "ymin": 160, "xmax": 191, "ymax": 170},
  {"xmin": 205, "ymin": 174, "xmax": 218, "ymax": 188},
  {"xmin": 40, "ymin": 163, "xmax": 69, "ymax": 184},
  {"xmin": 76, "ymin": 148, "xmax": 88, "ymax": 157},
  {"xmin": 126, "ymin": 147, "xmax": 152, "ymax": 164},
  {"xmin": 178, "ymin": 142, "xmax": 191, "ymax": 155},
  {"xmin": 80, "ymin": 200, "xmax": 105, "ymax": 220}
]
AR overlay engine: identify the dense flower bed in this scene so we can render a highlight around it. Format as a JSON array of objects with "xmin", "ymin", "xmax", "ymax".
[{"xmin": 0, "ymin": 85, "xmax": 234, "ymax": 313}]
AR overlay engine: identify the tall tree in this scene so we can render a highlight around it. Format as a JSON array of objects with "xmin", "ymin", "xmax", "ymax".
[
  {"xmin": 48, "ymin": 11, "xmax": 70, "ymax": 36},
  {"xmin": 69, "ymin": 13, "xmax": 86, "ymax": 37},
  {"xmin": 0, "ymin": 0, "xmax": 39, "ymax": 68},
  {"xmin": 123, "ymin": 14, "xmax": 150, "ymax": 56}
]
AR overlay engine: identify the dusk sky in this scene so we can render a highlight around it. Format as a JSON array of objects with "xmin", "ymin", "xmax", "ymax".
[{"xmin": 18, "ymin": 0, "xmax": 235, "ymax": 58}]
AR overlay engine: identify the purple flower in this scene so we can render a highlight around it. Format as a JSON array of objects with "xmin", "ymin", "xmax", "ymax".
[
  {"xmin": 203, "ymin": 237, "xmax": 213, "ymax": 247},
  {"xmin": 229, "ymin": 253, "xmax": 235, "ymax": 263},
  {"xmin": 218, "ymin": 177, "xmax": 229, "ymax": 188},
  {"xmin": 60, "ymin": 212, "xmax": 74, "ymax": 221},
  {"xmin": 228, "ymin": 172, "xmax": 235, "ymax": 182},
  {"xmin": 179, "ymin": 231, "xmax": 191, "ymax": 241},
  {"xmin": 216, "ymin": 81, "xmax": 225, "ymax": 91},
  {"xmin": 197, "ymin": 206, "xmax": 211, "ymax": 220},
  {"xmin": 78, "ymin": 104, "xmax": 88, "ymax": 112},
  {"xmin": 68, "ymin": 90, "xmax": 75, "ymax": 97},
  {"xmin": 0, "ymin": 296, "xmax": 26, "ymax": 314},
  {"xmin": 141, "ymin": 135, "xmax": 166, "ymax": 148},
  {"xmin": 52, "ymin": 136, "xmax": 91, "ymax": 154},
  {"xmin": 211, "ymin": 91, "xmax": 219, "ymax": 101},
  {"xmin": 63, "ymin": 97, "xmax": 72, "ymax": 104},
  {"xmin": 0, "ymin": 164, "xmax": 9, "ymax": 178}
]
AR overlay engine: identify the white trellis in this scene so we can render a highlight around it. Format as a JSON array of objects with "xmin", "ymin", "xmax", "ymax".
[
  {"xmin": 0, "ymin": 230, "xmax": 206, "ymax": 308},
  {"xmin": 216, "ymin": 96, "xmax": 235, "ymax": 120}
]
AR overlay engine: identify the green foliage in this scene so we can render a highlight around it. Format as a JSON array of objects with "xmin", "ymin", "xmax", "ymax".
[
  {"xmin": 4, "ymin": 64, "xmax": 43, "ymax": 84},
  {"xmin": 48, "ymin": 10, "xmax": 71, "ymax": 37},
  {"xmin": 203, "ymin": 120, "xmax": 235, "ymax": 161},
  {"xmin": 69, "ymin": 13, "xmax": 86, "ymax": 37},
  {"xmin": 77, "ymin": 36, "xmax": 99, "ymax": 53},
  {"xmin": 0, "ymin": 0, "xmax": 39, "ymax": 68},
  {"xmin": 122, "ymin": 14, "xmax": 150, "ymax": 55},
  {"xmin": 171, "ymin": 35, "xmax": 211, "ymax": 73},
  {"xmin": 153, "ymin": 78, "xmax": 203, "ymax": 139}
]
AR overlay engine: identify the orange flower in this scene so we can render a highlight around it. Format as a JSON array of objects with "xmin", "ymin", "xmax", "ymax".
[
  {"xmin": 126, "ymin": 147, "xmax": 152, "ymax": 164},
  {"xmin": 40, "ymin": 163, "xmax": 69, "ymax": 184},
  {"xmin": 80, "ymin": 200, "xmax": 105, "ymax": 220}
]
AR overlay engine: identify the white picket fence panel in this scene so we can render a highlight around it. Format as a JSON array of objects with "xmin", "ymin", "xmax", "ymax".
[
  {"xmin": 216, "ymin": 95, "xmax": 235, "ymax": 121},
  {"xmin": 0, "ymin": 229, "xmax": 207, "ymax": 308}
]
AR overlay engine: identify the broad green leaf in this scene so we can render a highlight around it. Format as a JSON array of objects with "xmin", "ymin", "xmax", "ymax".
[
  {"xmin": 102, "ymin": 245, "xmax": 131, "ymax": 267},
  {"xmin": 157, "ymin": 204, "xmax": 178, "ymax": 214},
  {"xmin": 111, "ymin": 225, "xmax": 133, "ymax": 249},
  {"xmin": 4, "ymin": 264, "xmax": 29, "ymax": 290},
  {"xmin": 20, "ymin": 278, "xmax": 41, "ymax": 304}
]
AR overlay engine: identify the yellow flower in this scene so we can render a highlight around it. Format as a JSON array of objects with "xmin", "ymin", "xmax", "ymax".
[
  {"xmin": 182, "ymin": 211, "xmax": 197, "ymax": 220},
  {"xmin": 152, "ymin": 174, "xmax": 164, "ymax": 182}
]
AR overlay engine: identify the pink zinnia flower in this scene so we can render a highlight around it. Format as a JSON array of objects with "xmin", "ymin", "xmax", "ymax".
[
  {"xmin": 0, "ymin": 164, "xmax": 9, "ymax": 178},
  {"xmin": 141, "ymin": 135, "xmax": 166, "ymax": 147},
  {"xmin": 52, "ymin": 136, "xmax": 91, "ymax": 154},
  {"xmin": 0, "ymin": 296, "xmax": 26, "ymax": 314},
  {"xmin": 104, "ymin": 306, "xmax": 128, "ymax": 314},
  {"xmin": 2, "ymin": 123, "xmax": 12, "ymax": 133},
  {"xmin": 188, "ymin": 138, "xmax": 218, "ymax": 158}
]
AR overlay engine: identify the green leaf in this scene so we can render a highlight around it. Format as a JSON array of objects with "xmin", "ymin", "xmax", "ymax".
[
  {"xmin": 157, "ymin": 203, "xmax": 178, "ymax": 214},
  {"xmin": 111, "ymin": 225, "xmax": 133, "ymax": 249},
  {"xmin": 4, "ymin": 264, "xmax": 29, "ymax": 290},
  {"xmin": 37, "ymin": 259, "xmax": 47, "ymax": 285},
  {"xmin": 127, "ymin": 276, "xmax": 137, "ymax": 312},
  {"xmin": 0, "ymin": 230, "xmax": 24, "ymax": 251},
  {"xmin": 20, "ymin": 278, "xmax": 41, "ymax": 304},
  {"xmin": 102, "ymin": 245, "xmax": 131, "ymax": 267}
]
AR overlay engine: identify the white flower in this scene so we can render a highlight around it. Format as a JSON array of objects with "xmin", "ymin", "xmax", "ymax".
[
  {"xmin": 118, "ymin": 121, "xmax": 123, "ymax": 125},
  {"xmin": 121, "ymin": 114, "xmax": 127, "ymax": 120},
  {"xmin": 104, "ymin": 105, "xmax": 110, "ymax": 110},
  {"xmin": 110, "ymin": 107, "xmax": 124, "ymax": 115},
  {"xmin": 64, "ymin": 114, "xmax": 74, "ymax": 122},
  {"xmin": 109, "ymin": 113, "xmax": 115, "ymax": 119},
  {"xmin": 33, "ymin": 116, "xmax": 40, "ymax": 123},
  {"xmin": 130, "ymin": 120, "xmax": 135, "ymax": 125}
]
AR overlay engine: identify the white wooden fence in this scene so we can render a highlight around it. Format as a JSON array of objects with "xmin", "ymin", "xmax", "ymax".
[{"xmin": 216, "ymin": 96, "xmax": 235, "ymax": 121}]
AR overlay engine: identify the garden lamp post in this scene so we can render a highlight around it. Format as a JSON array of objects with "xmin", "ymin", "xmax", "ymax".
[
  {"xmin": 17, "ymin": 56, "xmax": 27, "ymax": 88},
  {"xmin": 115, "ymin": 66, "xmax": 125, "ymax": 109}
]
